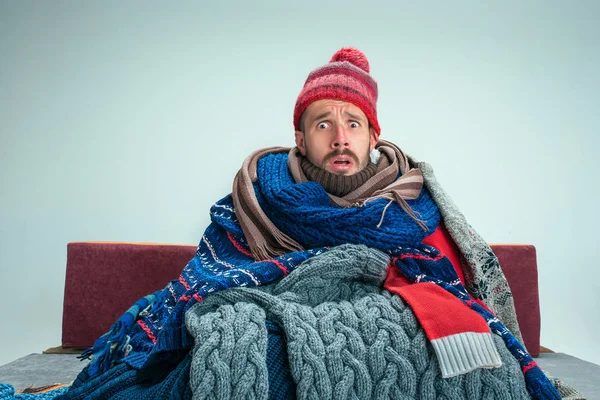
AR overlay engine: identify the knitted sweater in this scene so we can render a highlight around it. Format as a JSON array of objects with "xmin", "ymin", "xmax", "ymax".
[{"xmin": 185, "ymin": 244, "xmax": 530, "ymax": 400}]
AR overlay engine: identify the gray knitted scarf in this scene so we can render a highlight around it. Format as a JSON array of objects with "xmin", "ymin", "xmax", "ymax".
[{"xmin": 185, "ymin": 244, "xmax": 531, "ymax": 400}]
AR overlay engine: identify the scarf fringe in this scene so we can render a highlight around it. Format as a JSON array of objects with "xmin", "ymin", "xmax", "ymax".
[
  {"xmin": 81, "ymin": 291, "xmax": 161, "ymax": 375},
  {"xmin": 252, "ymin": 225, "xmax": 305, "ymax": 261},
  {"xmin": 79, "ymin": 320, "xmax": 128, "ymax": 375},
  {"xmin": 375, "ymin": 195, "xmax": 429, "ymax": 231},
  {"xmin": 395, "ymin": 193, "xmax": 429, "ymax": 232}
]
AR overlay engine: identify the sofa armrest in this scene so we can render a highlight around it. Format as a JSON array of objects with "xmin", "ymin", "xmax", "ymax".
[
  {"xmin": 61, "ymin": 242, "xmax": 197, "ymax": 349},
  {"xmin": 490, "ymin": 244, "xmax": 541, "ymax": 357}
]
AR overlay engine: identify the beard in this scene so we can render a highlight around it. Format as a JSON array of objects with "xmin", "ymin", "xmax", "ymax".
[{"xmin": 306, "ymin": 147, "xmax": 370, "ymax": 176}]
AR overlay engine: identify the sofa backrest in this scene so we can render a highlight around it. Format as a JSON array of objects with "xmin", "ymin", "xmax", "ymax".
[
  {"xmin": 62, "ymin": 242, "xmax": 197, "ymax": 349},
  {"xmin": 491, "ymin": 244, "xmax": 541, "ymax": 357},
  {"xmin": 61, "ymin": 242, "xmax": 540, "ymax": 357}
]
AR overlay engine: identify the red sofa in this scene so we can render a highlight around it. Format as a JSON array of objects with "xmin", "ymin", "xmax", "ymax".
[{"xmin": 61, "ymin": 242, "xmax": 541, "ymax": 357}]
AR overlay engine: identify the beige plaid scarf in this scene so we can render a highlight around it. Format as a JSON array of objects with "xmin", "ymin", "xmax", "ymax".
[{"xmin": 232, "ymin": 140, "xmax": 426, "ymax": 260}]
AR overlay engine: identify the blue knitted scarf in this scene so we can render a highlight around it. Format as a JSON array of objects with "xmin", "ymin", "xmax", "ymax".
[{"xmin": 66, "ymin": 152, "xmax": 559, "ymax": 400}]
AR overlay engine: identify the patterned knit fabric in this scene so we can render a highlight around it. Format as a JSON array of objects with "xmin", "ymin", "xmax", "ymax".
[
  {"xmin": 293, "ymin": 47, "xmax": 380, "ymax": 136},
  {"xmin": 413, "ymin": 158, "xmax": 525, "ymax": 346},
  {"xmin": 186, "ymin": 244, "xmax": 530, "ymax": 399},
  {"xmin": 390, "ymin": 244, "xmax": 559, "ymax": 399},
  {"xmin": 243, "ymin": 153, "xmax": 558, "ymax": 399},
  {"xmin": 78, "ymin": 196, "xmax": 327, "ymax": 379}
]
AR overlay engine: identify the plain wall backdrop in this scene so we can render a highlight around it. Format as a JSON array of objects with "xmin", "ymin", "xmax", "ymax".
[{"xmin": 1, "ymin": 0, "xmax": 599, "ymax": 368}]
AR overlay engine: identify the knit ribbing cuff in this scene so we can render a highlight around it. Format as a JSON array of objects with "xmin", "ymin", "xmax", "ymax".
[
  {"xmin": 393, "ymin": 281, "xmax": 503, "ymax": 379},
  {"xmin": 364, "ymin": 247, "xmax": 391, "ymax": 276},
  {"xmin": 431, "ymin": 331, "xmax": 502, "ymax": 378}
]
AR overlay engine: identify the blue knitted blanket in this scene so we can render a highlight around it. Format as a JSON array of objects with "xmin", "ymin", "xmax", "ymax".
[{"xmin": 56, "ymin": 152, "xmax": 558, "ymax": 400}]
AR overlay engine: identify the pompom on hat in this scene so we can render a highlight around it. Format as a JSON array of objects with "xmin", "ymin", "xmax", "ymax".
[{"xmin": 293, "ymin": 47, "xmax": 380, "ymax": 136}]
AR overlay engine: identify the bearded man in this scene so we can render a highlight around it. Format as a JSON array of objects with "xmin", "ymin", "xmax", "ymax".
[{"xmin": 60, "ymin": 48, "xmax": 562, "ymax": 400}]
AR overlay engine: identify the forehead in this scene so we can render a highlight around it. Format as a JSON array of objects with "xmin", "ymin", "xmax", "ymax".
[{"xmin": 303, "ymin": 100, "xmax": 367, "ymax": 120}]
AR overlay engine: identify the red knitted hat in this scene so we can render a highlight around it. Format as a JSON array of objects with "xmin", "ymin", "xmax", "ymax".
[{"xmin": 293, "ymin": 47, "xmax": 380, "ymax": 136}]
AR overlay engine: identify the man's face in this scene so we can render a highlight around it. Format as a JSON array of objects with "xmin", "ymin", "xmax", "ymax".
[{"xmin": 295, "ymin": 100, "xmax": 378, "ymax": 176}]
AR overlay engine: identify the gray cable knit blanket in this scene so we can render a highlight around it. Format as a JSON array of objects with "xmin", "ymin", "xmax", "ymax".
[{"xmin": 185, "ymin": 245, "xmax": 530, "ymax": 400}]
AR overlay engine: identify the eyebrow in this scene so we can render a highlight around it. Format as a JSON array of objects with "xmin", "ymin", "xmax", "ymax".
[
  {"xmin": 312, "ymin": 111, "xmax": 331, "ymax": 122},
  {"xmin": 344, "ymin": 111, "xmax": 364, "ymax": 121}
]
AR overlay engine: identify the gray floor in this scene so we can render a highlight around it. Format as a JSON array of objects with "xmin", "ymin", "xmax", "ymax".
[
  {"xmin": 0, "ymin": 353, "xmax": 88, "ymax": 390},
  {"xmin": 536, "ymin": 352, "xmax": 600, "ymax": 399},
  {"xmin": 0, "ymin": 352, "xmax": 598, "ymax": 398}
]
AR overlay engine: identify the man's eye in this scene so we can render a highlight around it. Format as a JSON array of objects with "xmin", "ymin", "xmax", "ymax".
[
  {"xmin": 317, "ymin": 122, "xmax": 329, "ymax": 129},
  {"xmin": 349, "ymin": 121, "xmax": 360, "ymax": 128}
]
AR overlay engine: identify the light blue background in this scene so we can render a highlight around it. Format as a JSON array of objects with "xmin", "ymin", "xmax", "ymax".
[{"xmin": 1, "ymin": 0, "xmax": 598, "ymax": 368}]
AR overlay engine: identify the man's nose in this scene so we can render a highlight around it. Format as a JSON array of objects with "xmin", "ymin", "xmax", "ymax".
[{"xmin": 332, "ymin": 124, "xmax": 349, "ymax": 148}]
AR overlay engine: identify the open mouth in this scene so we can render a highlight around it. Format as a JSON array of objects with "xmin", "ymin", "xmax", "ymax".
[
  {"xmin": 325, "ymin": 150, "xmax": 358, "ymax": 173},
  {"xmin": 328, "ymin": 156, "xmax": 353, "ymax": 171}
]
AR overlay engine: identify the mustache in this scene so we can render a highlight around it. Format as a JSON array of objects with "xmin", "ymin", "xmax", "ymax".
[{"xmin": 323, "ymin": 148, "xmax": 359, "ymax": 164}]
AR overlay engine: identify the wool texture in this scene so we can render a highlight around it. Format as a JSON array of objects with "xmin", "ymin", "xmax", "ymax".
[
  {"xmin": 232, "ymin": 142, "xmax": 427, "ymax": 261},
  {"xmin": 413, "ymin": 158, "xmax": 525, "ymax": 347},
  {"xmin": 300, "ymin": 155, "xmax": 379, "ymax": 197},
  {"xmin": 383, "ymin": 243, "xmax": 560, "ymax": 399},
  {"xmin": 0, "ymin": 385, "xmax": 69, "ymax": 400},
  {"xmin": 76, "ymin": 194, "xmax": 328, "ymax": 380},
  {"xmin": 55, "ymin": 147, "xmax": 561, "ymax": 400},
  {"xmin": 237, "ymin": 151, "xmax": 558, "ymax": 399},
  {"xmin": 253, "ymin": 152, "xmax": 438, "ymax": 251},
  {"xmin": 55, "ymin": 355, "xmax": 193, "ymax": 400},
  {"xmin": 186, "ymin": 244, "xmax": 530, "ymax": 400},
  {"xmin": 391, "ymin": 281, "xmax": 502, "ymax": 377},
  {"xmin": 264, "ymin": 320, "xmax": 296, "ymax": 400}
]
